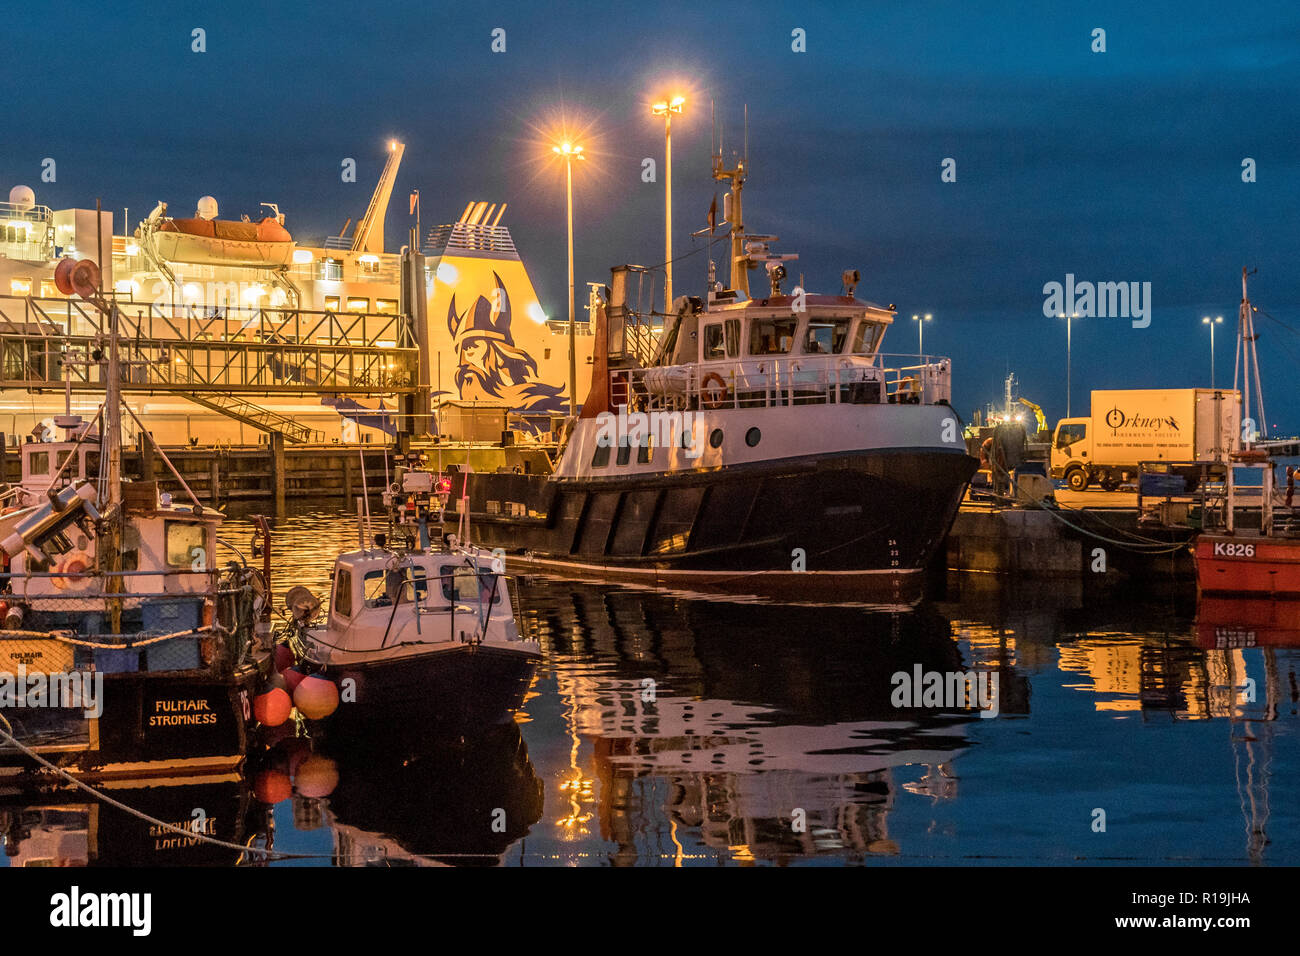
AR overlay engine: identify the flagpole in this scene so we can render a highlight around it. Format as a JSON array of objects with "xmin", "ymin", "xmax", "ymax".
[{"xmin": 412, "ymin": 190, "xmax": 421, "ymax": 253}]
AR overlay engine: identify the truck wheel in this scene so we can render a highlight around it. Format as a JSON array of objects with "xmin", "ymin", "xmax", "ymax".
[
  {"xmin": 1066, "ymin": 468, "xmax": 1089, "ymax": 492},
  {"xmin": 1100, "ymin": 477, "xmax": 1120, "ymax": 492}
]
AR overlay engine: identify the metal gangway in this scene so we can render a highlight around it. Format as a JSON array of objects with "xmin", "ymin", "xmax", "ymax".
[{"xmin": 0, "ymin": 294, "xmax": 418, "ymax": 397}]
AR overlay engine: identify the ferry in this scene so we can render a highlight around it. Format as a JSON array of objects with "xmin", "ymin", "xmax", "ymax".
[
  {"xmin": 442, "ymin": 149, "xmax": 978, "ymax": 603},
  {"xmin": 0, "ymin": 143, "xmax": 592, "ymax": 450}
]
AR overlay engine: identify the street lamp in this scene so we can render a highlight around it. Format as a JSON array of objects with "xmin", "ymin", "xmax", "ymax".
[
  {"xmin": 1058, "ymin": 312, "xmax": 1079, "ymax": 417},
  {"xmin": 911, "ymin": 313, "xmax": 931, "ymax": 357},
  {"xmin": 552, "ymin": 140, "xmax": 585, "ymax": 417},
  {"xmin": 1202, "ymin": 315, "xmax": 1223, "ymax": 388},
  {"xmin": 651, "ymin": 95, "xmax": 685, "ymax": 310}
]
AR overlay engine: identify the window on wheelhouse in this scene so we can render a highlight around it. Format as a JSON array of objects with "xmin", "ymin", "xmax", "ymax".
[
  {"xmin": 749, "ymin": 317, "xmax": 797, "ymax": 355},
  {"xmin": 851, "ymin": 320, "xmax": 886, "ymax": 354},
  {"xmin": 164, "ymin": 521, "xmax": 206, "ymax": 568},
  {"xmin": 803, "ymin": 317, "xmax": 852, "ymax": 354},
  {"xmin": 363, "ymin": 566, "xmax": 428, "ymax": 607},
  {"xmin": 439, "ymin": 565, "xmax": 502, "ymax": 604},
  {"xmin": 332, "ymin": 568, "xmax": 353, "ymax": 618},
  {"xmin": 702, "ymin": 319, "xmax": 740, "ymax": 360}
]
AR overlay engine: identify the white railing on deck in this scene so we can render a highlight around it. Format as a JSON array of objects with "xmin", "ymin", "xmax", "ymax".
[{"xmin": 618, "ymin": 353, "xmax": 953, "ymax": 411}]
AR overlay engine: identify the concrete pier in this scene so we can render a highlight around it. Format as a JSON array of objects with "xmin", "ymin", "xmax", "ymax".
[{"xmin": 945, "ymin": 501, "xmax": 1197, "ymax": 586}]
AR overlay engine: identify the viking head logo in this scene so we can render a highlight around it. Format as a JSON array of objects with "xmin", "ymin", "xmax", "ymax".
[{"xmin": 447, "ymin": 271, "xmax": 565, "ymax": 412}]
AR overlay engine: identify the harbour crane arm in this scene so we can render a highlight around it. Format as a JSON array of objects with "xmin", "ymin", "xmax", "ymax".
[
  {"xmin": 1018, "ymin": 397, "xmax": 1047, "ymax": 434},
  {"xmin": 352, "ymin": 141, "xmax": 405, "ymax": 255}
]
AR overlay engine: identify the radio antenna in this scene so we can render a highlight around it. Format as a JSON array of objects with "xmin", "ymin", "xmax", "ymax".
[{"xmin": 744, "ymin": 104, "xmax": 749, "ymax": 167}]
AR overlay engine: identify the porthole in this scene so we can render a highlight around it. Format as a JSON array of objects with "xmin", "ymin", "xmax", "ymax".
[
  {"xmin": 709, "ymin": 428, "xmax": 724, "ymax": 449},
  {"xmin": 745, "ymin": 427, "xmax": 761, "ymax": 447}
]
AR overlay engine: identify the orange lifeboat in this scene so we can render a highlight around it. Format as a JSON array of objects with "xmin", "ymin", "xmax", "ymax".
[{"xmin": 149, "ymin": 216, "xmax": 295, "ymax": 267}]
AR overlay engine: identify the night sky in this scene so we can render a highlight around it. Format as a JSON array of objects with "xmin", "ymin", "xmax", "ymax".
[{"xmin": 7, "ymin": 1, "xmax": 1299, "ymax": 430}]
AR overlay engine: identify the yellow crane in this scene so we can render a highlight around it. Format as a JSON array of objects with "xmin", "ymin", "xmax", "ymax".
[{"xmin": 1017, "ymin": 397, "xmax": 1047, "ymax": 439}]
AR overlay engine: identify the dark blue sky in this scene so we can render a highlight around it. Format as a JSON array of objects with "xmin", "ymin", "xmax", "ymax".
[{"xmin": 7, "ymin": 1, "xmax": 1300, "ymax": 429}]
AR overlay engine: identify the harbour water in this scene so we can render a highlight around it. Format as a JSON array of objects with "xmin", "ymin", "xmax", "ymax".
[{"xmin": 6, "ymin": 506, "xmax": 1296, "ymax": 867}]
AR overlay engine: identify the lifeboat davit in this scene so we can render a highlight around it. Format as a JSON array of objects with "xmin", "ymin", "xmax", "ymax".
[{"xmin": 149, "ymin": 216, "xmax": 295, "ymax": 268}]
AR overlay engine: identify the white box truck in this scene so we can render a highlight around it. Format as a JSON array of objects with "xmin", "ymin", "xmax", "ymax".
[{"xmin": 1050, "ymin": 388, "xmax": 1241, "ymax": 491}]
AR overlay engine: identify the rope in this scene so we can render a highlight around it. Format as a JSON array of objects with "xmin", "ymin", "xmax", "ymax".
[
  {"xmin": 48, "ymin": 628, "xmax": 206, "ymax": 650},
  {"xmin": 1027, "ymin": 498, "xmax": 1191, "ymax": 553},
  {"xmin": 0, "ymin": 722, "xmax": 510, "ymax": 864},
  {"xmin": 0, "ymin": 627, "xmax": 206, "ymax": 649},
  {"xmin": 0, "ymin": 723, "xmax": 302, "ymax": 860}
]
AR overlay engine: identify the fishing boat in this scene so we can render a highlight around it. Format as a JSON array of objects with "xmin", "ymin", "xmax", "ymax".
[
  {"xmin": 0, "ymin": 254, "xmax": 267, "ymax": 783},
  {"xmin": 442, "ymin": 141, "xmax": 978, "ymax": 604},
  {"xmin": 278, "ymin": 457, "xmax": 540, "ymax": 735},
  {"xmin": 1194, "ymin": 270, "xmax": 1300, "ymax": 597}
]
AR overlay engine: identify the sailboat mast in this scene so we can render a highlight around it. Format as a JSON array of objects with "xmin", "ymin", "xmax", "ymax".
[
  {"xmin": 1236, "ymin": 267, "xmax": 1268, "ymax": 448},
  {"xmin": 1240, "ymin": 268, "xmax": 1251, "ymax": 447}
]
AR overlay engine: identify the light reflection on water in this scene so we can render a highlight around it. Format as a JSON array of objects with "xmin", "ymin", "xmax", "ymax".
[{"xmin": 4, "ymin": 506, "xmax": 1298, "ymax": 867}]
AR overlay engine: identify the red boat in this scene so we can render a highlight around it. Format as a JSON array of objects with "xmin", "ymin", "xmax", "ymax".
[
  {"xmin": 1196, "ymin": 594, "xmax": 1300, "ymax": 648},
  {"xmin": 1191, "ymin": 269, "xmax": 1300, "ymax": 598},
  {"xmin": 1195, "ymin": 533, "xmax": 1300, "ymax": 597}
]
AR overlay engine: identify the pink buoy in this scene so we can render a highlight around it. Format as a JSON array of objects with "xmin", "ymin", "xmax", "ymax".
[
  {"xmin": 293, "ymin": 675, "xmax": 339, "ymax": 720},
  {"xmin": 294, "ymin": 755, "xmax": 339, "ymax": 798},
  {"xmin": 282, "ymin": 666, "xmax": 307, "ymax": 694},
  {"xmin": 273, "ymin": 643, "xmax": 295, "ymax": 673}
]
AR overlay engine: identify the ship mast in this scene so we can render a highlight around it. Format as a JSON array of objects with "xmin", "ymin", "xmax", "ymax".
[
  {"xmin": 1233, "ymin": 267, "xmax": 1267, "ymax": 448},
  {"xmin": 712, "ymin": 104, "xmax": 749, "ymax": 296}
]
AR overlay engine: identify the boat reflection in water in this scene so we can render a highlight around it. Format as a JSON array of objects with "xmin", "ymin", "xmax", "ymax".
[
  {"xmin": 255, "ymin": 724, "xmax": 543, "ymax": 867},
  {"xmin": 515, "ymin": 580, "xmax": 986, "ymax": 863},
  {"xmin": 0, "ymin": 779, "xmax": 255, "ymax": 867}
]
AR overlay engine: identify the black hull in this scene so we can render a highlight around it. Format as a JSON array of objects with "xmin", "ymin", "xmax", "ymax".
[
  {"xmin": 0, "ymin": 668, "xmax": 258, "ymax": 784},
  {"xmin": 304, "ymin": 724, "xmax": 544, "ymax": 865},
  {"xmin": 314, "ymin": 643, "xmax": 539, "ymax": 739},
  {"xmin": 0, "ymin": 778, "xmax": 255, "ymax": 866},
  {"xmin": 446, "ymin": 449, "xmax": 977, "ymax": 602}
]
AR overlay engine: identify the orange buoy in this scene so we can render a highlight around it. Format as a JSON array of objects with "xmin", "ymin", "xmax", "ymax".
[
  {"xmin": 293, "ymin": 675, "xmax": 339, "ymax": 720},
  {"xmin": 293, "ymin": 755, "xmax": 339, "ymax": 798},
  {"xmin": 253, "ymin": 686, "xmax": 293, "ymax": 727},
  {"xmin": 253, "ymin": 768, "xmax": 293, "ymax": 804}
]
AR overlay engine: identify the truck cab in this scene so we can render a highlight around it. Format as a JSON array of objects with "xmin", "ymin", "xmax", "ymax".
[{"xmin": 1051, "ymin": 418, "xmax": 1093, "ymax": 490}]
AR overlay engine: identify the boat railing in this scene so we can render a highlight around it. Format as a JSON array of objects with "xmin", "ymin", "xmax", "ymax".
[
  {"xmin": 619, "ymin": 352, "xmax": 952, "ymax": 411},
  {"xmin": 0, "ymin": 564, "xmax": 262, "ymax": 673}
]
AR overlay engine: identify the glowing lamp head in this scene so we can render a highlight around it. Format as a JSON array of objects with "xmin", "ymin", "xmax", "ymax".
[
  {"xmin": 552, "ymin": 141, "xmax": 584, "ymax": 161},
  {"xmin": 652, "ymin": 95, "xmax": 686, "ymax": 115}
]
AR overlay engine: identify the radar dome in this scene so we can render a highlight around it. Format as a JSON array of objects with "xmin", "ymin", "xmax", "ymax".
[
  {"xmin": 195, "ymin": 196, "xmax": 218, "ymax": 220},
  {"xmin": 8, "ymin": 185, "xmax": 35, "ymax": 211}
]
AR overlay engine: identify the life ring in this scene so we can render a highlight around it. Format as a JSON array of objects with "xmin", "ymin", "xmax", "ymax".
[
  {"xmin": 52, "ymin": 550, "xmax": 92, "ymax": 589},
  {"xmin": 701, "ymin": 372, "xmax": 730, "ymax": 409}
]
